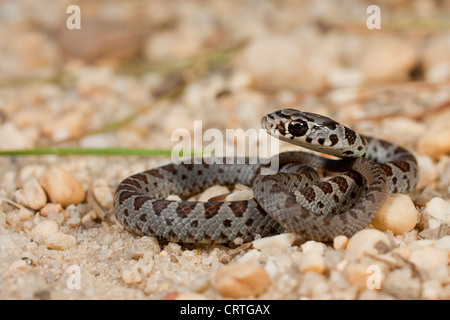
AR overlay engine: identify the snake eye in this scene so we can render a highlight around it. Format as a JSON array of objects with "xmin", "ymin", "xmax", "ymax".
[{"xmin": 288, "ymin": 120, "xmax": 308, "ymax": 137}]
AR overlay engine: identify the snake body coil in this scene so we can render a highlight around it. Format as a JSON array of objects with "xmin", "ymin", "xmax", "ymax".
[{"xmin": 114, "ymin": 109, "xmax": 418, "ymax": 243}]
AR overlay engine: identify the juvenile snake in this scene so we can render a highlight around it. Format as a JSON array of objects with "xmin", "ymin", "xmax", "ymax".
[{"xmin": 114, "ymin": 109, "xmax": 418, "ymax": 243}]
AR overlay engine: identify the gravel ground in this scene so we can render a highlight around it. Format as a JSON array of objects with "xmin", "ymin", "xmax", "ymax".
[{"xmin": 0, "ymin": 0, "xmax": 450, "ymax": 300}]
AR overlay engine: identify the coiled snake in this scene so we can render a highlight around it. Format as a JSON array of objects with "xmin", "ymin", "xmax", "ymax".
[{"xmin": 114, "ymin": 109, "xmax": 418, "ymax": 243}]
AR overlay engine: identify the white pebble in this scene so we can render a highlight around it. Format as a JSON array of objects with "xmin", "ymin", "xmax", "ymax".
[
  {"xmin": 416, "ymin": 127, "xmax": 450, "ymax": 160},
  {"xmin": 165, "ymin": 195, "xmax": 182, "ymax": 201},
  {"xmin": 214, "ymin": 262, "xmax": 271, "ymax": 298},
  {"xmin": 409, "ymin": 247, "xmax": 448, "ymax": 272},
  {"xmin": 435, "ymin": 236, "xmax": 450, "ymax": 252},
  {"xmin": 31, "ymin": 220, "xmax": 58, "ymax": 239},
  {"xmin": 416, "ymin": 155, "xmax": 439, "ymax": 190},
  {"xmin": 252, "ymin": 233, "xmax": 296, "ymax": 250},
  {"xmin": 299, "ymin": 251, "xmax": 326, "ymax": 274},
  {"xmin": 371, "ymin": 194, "xmax": 418, "ymax": 235},
  {"xmin": 347, "ymin": 229, "xmax": 391, "ymax": 256},
  {"xmin": 225, "ymin": 189, "xmax": 254, "ymax": 201},
  {"xmin": 197, "ymin": 185, "xmax": 229, "ymax": 202},
  {"xmin": 301, "ymin": 240, "xmax": 326, "ymax": 255},
  {"xmin": 237, "ymin": 249, "xmax": 261, "ymax": 264},
  {"xmin": 41, "ymin": 168, "xmax": 86, "ymax": 207},
  {"xmin": 45, "ymin": 232, "xmax": 77, "ymax": 250},
  {"xmin": 93, "ymin": 186, "xmax": 114, "ymax": 209},
  {"xmin": 121, "ymin": 264, "xmax": 142, "ymax": 284},
  {"xmin": 15, "ymin": 178, "xmax": 47, "ymax": 210},
  {"xmin": 176, "ymin": 292, "xmax": 207, "ymax": 300},
  {"xmin": 333, "ymin": 235, "xmax": 349, "ymax": 250},
  {"xmin": 424, "ymin": 197, "xmax": 450, "ymax": 223},
  {"xmin": 40, "ymin": 203, "xmax": 63, "ymax": 217}
]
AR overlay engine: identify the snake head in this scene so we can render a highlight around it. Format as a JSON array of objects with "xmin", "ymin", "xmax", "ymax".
[{"xmin": 262, "ymin": 109, "xmax": 367, "ymax": 158}]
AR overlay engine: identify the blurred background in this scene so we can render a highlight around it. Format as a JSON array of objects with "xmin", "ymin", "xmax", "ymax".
[{"xmin": 0, "ymin": 0, "xmax": 449, "ymax": 157}]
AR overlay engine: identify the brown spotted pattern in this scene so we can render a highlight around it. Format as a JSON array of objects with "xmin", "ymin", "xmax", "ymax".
[{"xmin": 114, "ymin": 109, "xmax": 418, "ymax": 243}]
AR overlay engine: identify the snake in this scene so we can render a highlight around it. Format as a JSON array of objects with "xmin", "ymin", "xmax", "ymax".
[{"xmin": 114, "ymin": 109, "xmax": 418, "ymax": 243}]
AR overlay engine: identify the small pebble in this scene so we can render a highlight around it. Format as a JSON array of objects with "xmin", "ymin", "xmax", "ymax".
[
  {"xmin": 40, "ymin": 203, "xmax": 63, "ymax": 217},
  {"xmin": 371, "ymin": 194, "xmax": 418, "ymax": 235},
  {"xmin": 252, "ymin": 233, "xmax": 296, "ymax": 250},
  {"xmin": 17, "ymin": 208, "xmax": 33, "ymax": 221},
  {"xmin": 93, "ymin": 186, "xmax": 114, "ymax": 209},
  {"xmin": 197, "ymin": 185, "xmax": 229, "ymax": 202},
  {"xmin": 30, "ymin": 220, "xmax": 59, "ymax": 239},
  {"xmin": 333, "ymin": 235, "xmax": 349, "ymax": 250},
  {"xmin": 8, "ymin": 259, "xmax": 28, "ymax": 273},
  {"xmin": 214, "ymin": 262, "xmax": 271, "ymax": 298},
  {"xmin": 299, "ymin": 251, "xmax": 326, "ymax": 274},
  {"xmin": 301, "ymin": 241, "xmax": 326, "ymax": 255},
  {"xmin": 121, "ymin": 264, "xmax": 143, "ymax": 284},
  {"xmin": 225, "ymin": 188, "xmax": 254, "ymax": 201},
  {"xmin": 15, "ymin": 178, "xmax": 47, "ymax": 210},
  {"xmin": 424, "ymin": 197, "xmax": 450, "ymax": 223},
  {"xmin": 408, "ymin": 247, "xmax": 448, "ymax": 272},
  {"xmin": 45, "ymin": 232, "xmax": 77, "ymax": 250},
  {"xmin": 416, "ymin": 127, "xmax": 450, "ymax": 160},
  {"xmin": 346, "ymin": 229, "xmax": 391, "ymax": 256},
  {"xmin": 345, "ymin": 262, "xmax": 387, "ymax": 292},
  {"xmin": 41, "ymin": 168, "xmax": 86, "ymax": 207},
  {"xmin": 176, "ymin": 292, "xmax": 207, "ymax": 300}
]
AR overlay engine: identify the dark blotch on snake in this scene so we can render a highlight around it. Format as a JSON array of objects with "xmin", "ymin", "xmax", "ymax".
[
  {"xmin": 152, "ymin": 200, "xmax": 171, "ymax": 216},
  {"xmin": 318, "ymin": 182, "xmax": 333, "ymax": 194},
  {"xmin": 300, "ymin": 187, "xmax": 316, "ymax": 203},
  {"xmin": 332, "ymin": 176, "xmax": 349, "ymax": 194},
  {"xmin": 329, "ymin": 134, "xmax": 338, "ymax": 146},
  {"xmin": 229, "ymin": 201, "xmax": 247, "ymax": 218},
  {"xmin": 223, "ymin": 219, "xmax": 232, "ymax": 228},
  {"xmin": 344, "ymin": 127, "xmax": 357, "ymax": 145},
  {"xmin": 118, "ymin": 191, "xmax": 137, "ymax": 205},
  {"xmin": 136, "ymin": 174, "xmax": 150, "ymax": 183},
  {"xmin": 134, "ymin": 196, "xmax": 149, "ymax": 210},
  {"xmin": 393, "ymin": 161, "xmax": 411, "ymax": 173},
  {"xmin": 176, "ymin": 202, "xmax": 197, "ymax": 218}
]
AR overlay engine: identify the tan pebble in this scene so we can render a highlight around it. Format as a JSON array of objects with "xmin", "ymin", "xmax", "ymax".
[
  {"xmin": 40, "ymin": 203, "xmax": 63, "ymax": 217},
  {"xmin": 15, "ymin": 178, "xmax": 47, "ymax": 210},
  {"xmin": 299, "ymin": 251, "xmax": 326, "ymax": 274},
  {"xmin": 93, "ymin": 186, "xmax": 113, "ymax": 209},
  {"xmin": 214, "ymin": 262, "xmax": 270, "ymax": 298},
  {"xmin": 424, "ymin": 197, "xmax": 450, "ymax": 223},
  {"xmin": 8, "ymin": 260, "xmax": 28, "ymax": 273},
  {"xmin": 17, "ymin": 208, "xmax": 33, "ymax": 220},
  {"xmin": 45, "ymin": 232, "xmax": 77, "ymax": 250},
  {"xmin": 176, "ymin": 292, "xmax": 207, "ymax": 300},
  {"xmin": 165, "ymin": 195, "xmax": 182, "ymax": 201},
  {"xmin": 121, "ymin": 264, "xmax": 142, "ymax": 284},
  {"xmin": 301, "ymin": 240, "xmax": 326, "ymax": 255},
  {"xmin": 393, "ymin": 246, "xmax": 411, "ymax": 260},
  {"xmin": 41, "ymin": 168, "xmax": 85, "ymax": 207},
  {"xmin": 31, "ymin": 220, "xmax": 59, "ymax": 238},
  {"xmin": 345, "ymin": 262, "xmax": 387, "ymax": 292},
  {"xmin": 409, "ymin": 247, "xmax": 448, "ymax": 272},
  {"xmin": 225, "ymin": 189, "xmax": 254, "ymax": 201},
  {"xmin": 422, "ymin": 280, "xmax": 441, "ymax": 300},
  {"xmin": 416, "ymin": 127, "xmax": 450, "ymax": 160},
  {"xmin": 347, "ymin": 229, "xmax": 391, "ymax": 256},
  {"xmin": 416, "ymin": 155, "xmax": 438, "ymax": 190},
  {"xmin": 371, "ymin": 194, "xmax": 418, "ymax": 235},
  {"xmin": 252, "ymin": 233, "xmax": 296, "ymax": 250},
  {"xmin": 435, "ymin": 235, "xmax": 450, "ymax": 251},
  {"xmin": 198, "ymin": 185, "xmax": 230, "ymax": 202},
  {"xmin": 333, "ymin": 235, "xmax": 349, "ymax": 250}
]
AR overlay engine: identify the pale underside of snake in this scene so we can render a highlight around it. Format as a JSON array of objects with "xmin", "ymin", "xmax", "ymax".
[{"xmin": 114, "ymin": 109, "xmax": 418, "ymax": 243}]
